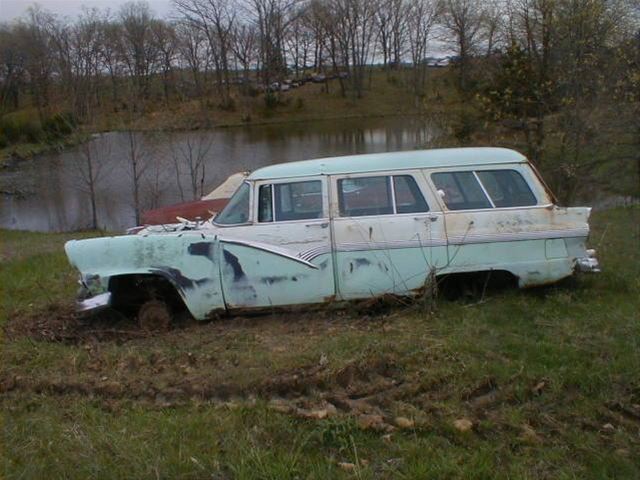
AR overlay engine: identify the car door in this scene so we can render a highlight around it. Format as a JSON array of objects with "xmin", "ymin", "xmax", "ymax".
[
  {"xmin": 330, "ymin": 171, "xmax": 447, "ymax": 300},
  {"xmin": 219, "ymin": 176, "xmax": 335, "ymax": 309}
]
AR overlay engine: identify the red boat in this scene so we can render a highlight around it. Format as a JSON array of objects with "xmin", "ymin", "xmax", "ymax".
[
  {"xmin": 139, "ymin": 173, "xmax": 246, "ymax": 226},
  {"xmin": 141, "ymin": 197, "xmax": 229, "ymax": 225}
]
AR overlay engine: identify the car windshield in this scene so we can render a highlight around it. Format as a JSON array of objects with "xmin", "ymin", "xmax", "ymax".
[{"xmin": 214, "ymin": 182, "xmax": 251, "ymax": 225}]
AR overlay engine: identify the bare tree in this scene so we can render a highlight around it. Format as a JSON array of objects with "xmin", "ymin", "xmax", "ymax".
[
  {"xmin": 125, "ymin": 129, "xmax": 148, "ymax": 225},
  {"xmin": 72, "ymin": 134, "xmax": 112, "ymax": 229},
  {"xmin": 375, "ymin": 0, "xmax": 407, "ymax": 70},
  {"xmin": 230, "ymin": 22, "xmax": 258, "ymax": 93},
  {"xmin": 175, "ymin": 20, "xmax": 210, "ymax": 100},
  {"xmin": 173, "ymin": 0, "xmax": 236, "ymax": 107},
  {"xmin": 152, "ymin": 20, "xmax": 178, "ymax": 103},
  {"xmin": 406, "ymin": 0, "xmax": 440, "ymax": 96},
  {"xmin": 99, "ymin": 18, "xmax": 124, "ymax": 106},
  {"xmin": 440, "ymin": 0, "xmax": 485, "ymax": 93},
  {"xmin": 322, "ymin": 0, "xmax": 379, "ymax": 98},
  {"xmin": 118, "ymin": 1, "xmax": 159, "ymax": 105},
  {"xmin": 0, "ymin": 24, "xmax": 26, "ymax": 110},
  {"xmin": 170, "ymin": 133, "xmax": 213, "ymax": 201},
  {"xmin": 19, "ymin": 5, "xmax": 57, "ymax": 120},
  {"xmin": 248, "ymin": 0, "xmax": 299, "ymax": 86}
]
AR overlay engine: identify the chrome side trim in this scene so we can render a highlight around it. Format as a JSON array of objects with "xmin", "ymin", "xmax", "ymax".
[{"xmin": 219, "ymin": 237, "xmax": 320, "ymax": 269}]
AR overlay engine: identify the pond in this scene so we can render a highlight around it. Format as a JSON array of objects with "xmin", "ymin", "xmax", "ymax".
[{"xmin": 0, "ymin": 116, "xmax": 440, "ymax": 232}]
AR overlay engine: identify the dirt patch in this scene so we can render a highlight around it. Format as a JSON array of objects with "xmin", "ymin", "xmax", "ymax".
[
  {"xmin": 2, "ymin": 302, "xmax": 450, "ymax": 430},
  {"xmin": 3, "ymin": 304, "xmax": 147, "ymax": 344},
  {"xmin": 3, "ymin": 302, "xmax": 396, "ymax": 346}
]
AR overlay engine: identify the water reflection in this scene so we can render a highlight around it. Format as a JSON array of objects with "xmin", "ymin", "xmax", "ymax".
[{"xmin": 0, "ymin": 116, "xmax": 439, "ymax": 232}]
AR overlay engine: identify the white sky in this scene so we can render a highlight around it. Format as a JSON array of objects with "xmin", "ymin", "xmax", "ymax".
[{"xmin": 0, "ymin": 0, "xmax": 173, "ymax": 22}]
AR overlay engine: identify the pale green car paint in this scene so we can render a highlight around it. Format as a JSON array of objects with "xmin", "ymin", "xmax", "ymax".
[{"xmin": 65, "ymin": 148, "xmax": 598, "ymax": 320}]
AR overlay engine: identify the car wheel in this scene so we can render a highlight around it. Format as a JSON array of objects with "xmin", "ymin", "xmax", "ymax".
[{"xmin": 138, "ymin": 299, "xmax": 172, "ymax": 332}]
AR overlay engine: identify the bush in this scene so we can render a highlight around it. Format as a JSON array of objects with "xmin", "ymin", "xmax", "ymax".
[
  {"xmin": 0, "ymin": 110, "xmax": 77, "ymax": 145},
  {"xmin": 218, "ymin": 98, "xmax": 236, "ymax": 112},
  {"xmin": 42, "ymin": 112, "xmax": 77, "ymax": 141},
  {"xmin": 264, "ymin": 92, "xmax": 278, "ymax": 110},
  {"xmin": 0, "ymin": 110, "xmax": 43, "ymax": 144}
]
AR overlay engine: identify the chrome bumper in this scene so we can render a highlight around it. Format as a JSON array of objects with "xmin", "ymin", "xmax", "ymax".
[
  {"xmin": 77, "ymin": 292, "xmax": 112, "ymax": 313},
  {"xmin": 576, "ymin": 249, "xmax": 601, "ymax": 273}
]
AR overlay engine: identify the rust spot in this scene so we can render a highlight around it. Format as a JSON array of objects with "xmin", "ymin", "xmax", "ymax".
[{"xmin": 354, "ymin": 258, "xmax": 371, "ymax": 268}]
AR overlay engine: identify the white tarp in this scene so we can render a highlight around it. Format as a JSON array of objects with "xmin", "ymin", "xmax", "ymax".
[{"xmin": 201, "ymin": 172, "xmax": 248, "ymax": 200}]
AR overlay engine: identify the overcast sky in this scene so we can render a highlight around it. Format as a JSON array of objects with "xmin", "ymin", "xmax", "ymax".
[{"xmin": 0, "ymin": 0, "xmax": 173, "ymax": 22}]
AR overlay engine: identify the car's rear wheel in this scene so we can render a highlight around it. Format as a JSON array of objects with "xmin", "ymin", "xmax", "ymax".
[{"xmin": 138, "ymin": 299, "xmax": 172, "ymax": 331}]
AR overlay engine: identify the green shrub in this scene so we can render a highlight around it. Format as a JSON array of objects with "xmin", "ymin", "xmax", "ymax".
[
  {"xmin": 0, "ymin": 110, "xmax": 43, "ymax": 144},
  {"xmin": 42, "ymin": 112, "xmax": 76, "ymax": 141},
  {"xmin": 264, "ymin": 91, "xmax": 278, "ymax": 110},
  {"xmin": 218, "ymin": 98, "xmax": 236, "ymax": 112}
]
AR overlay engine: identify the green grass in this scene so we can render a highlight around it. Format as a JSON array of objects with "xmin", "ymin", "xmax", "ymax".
[{"xmin": 1, "ymin": 207, "xmax": 639, "ymax": 479}]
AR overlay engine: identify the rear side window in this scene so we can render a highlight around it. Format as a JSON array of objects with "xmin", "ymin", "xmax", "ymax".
[
  {"xmin": 339, "ymin": 176, "xmax": 393, "ymax": 217},
  {"xmin": 393, "ymin": 175, "xmax": 429, "ymax": 213},
  {"xmin": 432, "ymin": 172, "xmax": 492, "ymax": 210},
  {"xmin": 476, "ymin": 170, "xmax": 537, "ymax": 207},
  {"xmin": 338, "ymin": 175, "xmax": 429, "ymax": 217},
  {"xmin": 258, "ymin": 180, "xmax": 323, "ymax": 222}
]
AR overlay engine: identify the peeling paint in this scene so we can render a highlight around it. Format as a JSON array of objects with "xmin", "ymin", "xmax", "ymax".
[
  {"xmin": 223, "ymin": 250, "xmax": 246, "ymax": 282},
  {"xmin": 188, "ymin": 242, "xmax": 214, "ymax": 258}
]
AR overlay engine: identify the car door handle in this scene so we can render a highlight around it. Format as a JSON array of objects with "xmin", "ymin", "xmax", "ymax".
[{"xmin": 306, "ymin": 222, "xmax": 329, "ymax": 228}]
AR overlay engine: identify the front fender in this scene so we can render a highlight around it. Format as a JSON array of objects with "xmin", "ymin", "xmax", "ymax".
[{"xmin": 65, "ymin": 233, "xmax": 225, "ymax": 320}]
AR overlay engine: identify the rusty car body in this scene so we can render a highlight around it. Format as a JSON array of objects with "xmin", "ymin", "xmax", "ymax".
[{"xmin": 65, "ymin": 148, "xmax": 600, "ymax": 325}]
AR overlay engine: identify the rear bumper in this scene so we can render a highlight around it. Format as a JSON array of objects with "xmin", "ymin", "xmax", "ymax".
[
  {"xmin": 77, "ymin": 292, "xmax": 112, "ymax": 313},
  {"xmin": 576, "ymin": 249, "xmax": 601, "ymax": 273}
]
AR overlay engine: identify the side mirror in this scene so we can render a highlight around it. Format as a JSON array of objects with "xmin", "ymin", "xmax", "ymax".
[{"xmin": 437, "ymin": 189, "xmax": 446, "ymax": 198}]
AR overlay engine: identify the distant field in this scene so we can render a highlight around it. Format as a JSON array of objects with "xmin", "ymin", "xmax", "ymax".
[{"xmin": 1, "ymin": 206, "xmax": 639, "ymax": 479}]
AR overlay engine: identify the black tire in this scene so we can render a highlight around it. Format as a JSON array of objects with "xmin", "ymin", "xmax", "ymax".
[{"xmin": 138, "ymin": 299, "xmax": 172, "ymax": 332}]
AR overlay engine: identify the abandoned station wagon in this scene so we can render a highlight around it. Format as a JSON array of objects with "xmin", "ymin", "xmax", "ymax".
[{"xmin": 65, "ymin": 147, "xmax": 600, "ymax": 326}]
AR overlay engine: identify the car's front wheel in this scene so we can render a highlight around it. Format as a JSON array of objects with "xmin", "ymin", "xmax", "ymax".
[{"xmin": 138, "ymin": 299, "xmax": 172, "ymax": 332}]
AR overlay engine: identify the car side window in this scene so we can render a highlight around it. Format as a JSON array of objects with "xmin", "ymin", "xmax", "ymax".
[
  {"xmin": 338, "ymin": 176, "xmax": 393, "ymax": 217},
  {"xmin": 431, "ymin": 172, "xmax": 492, "ymax": 210},
  {"xmin": 258, "ymin": 180, "xmax": 323, "ymax": 222},
  {"xmin": 258, "ymin": 184, "xmax": 273, "ymax": 222},
  {"xmin": 476, "ymin": 170, "xmax": 537, "ymax": 207},
  {"xmin": 393, "ymin": 175, "xmax": 429, "ymax": 213}
]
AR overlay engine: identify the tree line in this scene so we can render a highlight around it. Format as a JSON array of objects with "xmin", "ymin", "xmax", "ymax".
[{"xmin": 0, "ymin": 0, "xmax": 633, "ymax": 113}]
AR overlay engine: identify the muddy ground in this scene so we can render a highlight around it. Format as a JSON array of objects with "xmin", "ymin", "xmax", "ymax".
[
  {"xmin": 5, "ymin": 302, "xmax": 638, "ymax": 441},
  {"xmin": 0, "ymin": 303, "xmax": 521, "ymax": 433}
]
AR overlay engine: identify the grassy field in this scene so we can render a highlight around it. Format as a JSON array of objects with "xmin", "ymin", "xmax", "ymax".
[{"xmin": 1, "ymin": 207, "xmax": 639, "ymax": 479}]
